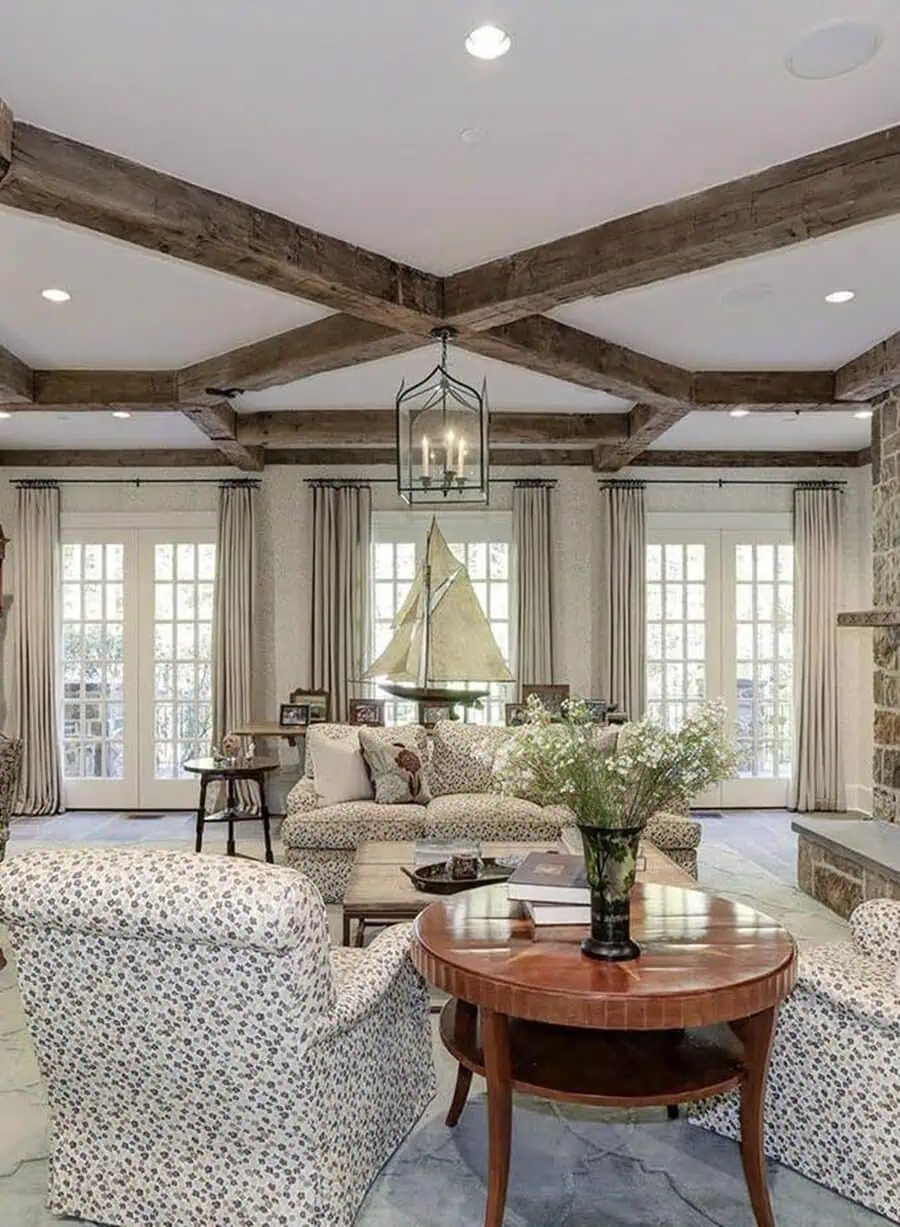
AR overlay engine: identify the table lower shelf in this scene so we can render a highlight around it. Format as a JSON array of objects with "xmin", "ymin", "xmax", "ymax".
[{"xmin": 440, "ymin": 998, "xmax": 745, "ymax": 1108}]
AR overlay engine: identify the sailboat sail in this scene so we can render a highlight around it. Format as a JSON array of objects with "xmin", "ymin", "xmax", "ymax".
[{"xmin": 363, "ymin": 519, "xmax": 513, "ymax": 685}]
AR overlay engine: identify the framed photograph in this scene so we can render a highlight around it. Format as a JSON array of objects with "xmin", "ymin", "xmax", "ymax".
[
  {"xmin": 505, "ymin": 702, "xmax": 529, "ymax": 727},
  {"xmin": 584, "ymin": 700, "xmax": 612, "ymax": 724},
  {"xmin": 522, "ymin": 683, "xmax": 570, "ymax": 717},
  {"xmin": 418, "ymin": 701, "xmax": 453, "ymax": 729},
  {"xmin": 289, "ymin": 689, "xmax": 329, "ymax": 723},
  {"xmin": 280, "ymin": 702, "xmax": 310, "ymax": 728},
  {"xmin": 348, "ymin": 699, "xmax": 385, "ymax": 727}
]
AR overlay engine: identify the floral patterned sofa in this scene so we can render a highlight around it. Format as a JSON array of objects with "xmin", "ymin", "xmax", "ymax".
[
  {"xmin": 692, "ymin": 898, "xmax": 900, "ymax": 1223},
  {"xmin": 0, "ymin": 847, "xmax": 435, "ymax": 1227},
  {"xmin": 282, "ymin": 721, "xmax": 702, "ymax": 902},
  {"xmin": 0, "ymin": 732, "xmax": 23, "ymax": 866}
]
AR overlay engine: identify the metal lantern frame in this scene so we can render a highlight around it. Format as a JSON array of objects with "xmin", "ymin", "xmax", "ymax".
[{"xmin": 395, "ymin": 327, "xmax": 490, "ymax": 505}]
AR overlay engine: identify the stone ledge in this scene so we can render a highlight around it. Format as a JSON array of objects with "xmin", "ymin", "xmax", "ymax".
[{"xmin": 793, "ymin": 817, "xmax": 900, "ymax": 918}]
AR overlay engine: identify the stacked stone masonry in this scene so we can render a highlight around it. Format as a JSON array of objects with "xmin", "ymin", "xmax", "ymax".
[
  {"xmin": 872, "ymin": 387, "xmax": 900, "ymax": 822},
  {"xmin": 797, "ymin": 835, "xmax": 900, "ymax": 918}
]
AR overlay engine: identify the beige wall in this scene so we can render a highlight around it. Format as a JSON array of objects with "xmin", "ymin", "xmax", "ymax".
[{"xmin": 0, "ymin": 459, "xmax": 873, "ymax": 811}]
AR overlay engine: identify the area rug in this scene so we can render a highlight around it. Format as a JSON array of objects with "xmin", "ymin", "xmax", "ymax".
[{"xmin": 357, "ymin": 1093, "xmax": 892, "ymax": 1227}]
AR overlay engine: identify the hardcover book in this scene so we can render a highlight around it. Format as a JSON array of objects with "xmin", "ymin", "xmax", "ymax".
[
  {"xmin": 522, "ymin": 899, "xmax": 591, "ymax": 926},
  {"xmin": 506, "ymin": 852, "xmax": 590, "ymax": 904}
]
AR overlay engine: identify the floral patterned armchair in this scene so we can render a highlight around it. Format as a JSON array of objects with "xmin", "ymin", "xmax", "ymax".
[
  {"xmin": 0, "ymin": 732, "xmax": 22, "ymax": 864},
  {"xmin": 0, "ymin": 848, "xmax": 435, "ymax": 1227},
  {"xmin": 692, "ymin": 898, "xmax": 900, "ymax": 1222}
]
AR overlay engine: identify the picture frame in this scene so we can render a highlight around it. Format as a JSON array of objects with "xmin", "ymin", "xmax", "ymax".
[
  {"xmin": 521, "ymin": 683, "xmax": 570, "ymax": 717},
  {"xmin": 584, "ymin": 700, "xmax": 612, "ymax": 724},
  {"xmin": 280, "ymin": 702, "xmax": 310, "ymax": 728},
  {"xmin": 289, "ymin": 688, "xmax": 329, "ymax": 724},
  {"xmin": 505, "ymin": 702, "xmax": 529, "ymax": 727},
  {"xmin": 348, "ymin": 699, "xmax": 385, "ymax": 728},
  {"xmin": 418, "ymin": 701, "xmax": 453, "ymax": 729}
]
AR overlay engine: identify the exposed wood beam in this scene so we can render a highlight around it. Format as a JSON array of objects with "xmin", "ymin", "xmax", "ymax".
[
  {"xmin": 630, "ymin": 449, "xmax": 871, "ymax": 469},
  {"xmin": 32, "ymin": 370, "xmax": 177, "ymax": 407},
  {"xmin": 178, "ymin": 316, "xmax": 423, "ymax": 402},
  {"xmin": 692, "ymin": 370, "xmax": 837, "ymax": 408},
  {"xmin": 0, "ymin": 449, "xmax": 231, "ymax": 467},
  {"xmin": 180, "ymin": 402, "xmax": 264, "ymax": 471},
  {"xmin": 835, "ymin": 331, "xmax": 900, "ymax": 401},
  {"xmin": 593, "ymin": 404, "xmax": 692, "ymax": 472},
  {"xmin": 461, "ymin": 317, "xmax": 691, "ymax": 406},
  {"xmin": 0, "ymin": 98, "xmax": 11, "ymax": 180},
  {"xmin": 0, "ymin": 344, "xmax": 33, "ymax": 403},
  {"xmin": 0, "ymin": 122, "xmax": 441, "ymax": 331},
  {"xmin": 444, "ymin": 124, "xmax": 900, "ymax": 327},
  {"xmin": 237, "ymin": 408, "xmax": 629, "ymax": 447},
  {"xmin": 263, "ymin": 447, "xmax": 596, "ymax": 467}
]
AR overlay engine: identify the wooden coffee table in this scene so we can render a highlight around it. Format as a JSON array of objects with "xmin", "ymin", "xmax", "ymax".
[{"xmin": 412, "ymin": 883, "xmax": 797, "ymax": 1227}]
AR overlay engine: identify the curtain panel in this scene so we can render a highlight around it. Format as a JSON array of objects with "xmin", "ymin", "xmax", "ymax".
[
  {"xmin": 598, "ymin": 482, "xmax": 646, "ymax": 721},
  {"xmin": 790, "ymin": 485, "xmax": 844, "ymax": 812},
  {"xmin": 310, "ymin": 483, "xmax": 372, "ymax": 723},
  {"xmin": 10, "ymin": 483, "xmax": 62, "ymax": 814},
  {"xmin": 212, "ymin": 482, "xmax": 257, "ymax": 747},
  {"xmin": 513, "ymin": 482, "xmax": 554, "ymax": 693}
]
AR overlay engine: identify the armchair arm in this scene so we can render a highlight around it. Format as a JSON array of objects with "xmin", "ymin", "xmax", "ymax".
[
  {"xmin": 321, "ymin": 923, "xmax": 423, "ymax": 1038},
  {"xmin": 796, "ymin": 942, "xmax": 900, "ymax": 1030},
  {"xmin": 850, "ymin": 898, "xmax": 900, "ymax": 964},
  {"xmin": 286, "ymin": 776, "xmax": 320, "ymax": 815}
]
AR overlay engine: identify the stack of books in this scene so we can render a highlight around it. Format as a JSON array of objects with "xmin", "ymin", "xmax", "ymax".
[{"xmin": 506, "ymin": 851, "xmax": 591, "ymax": 924}]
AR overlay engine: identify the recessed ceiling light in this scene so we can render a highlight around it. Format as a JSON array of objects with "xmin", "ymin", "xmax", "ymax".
[
  {"xmin": 460, "ymin": 126, "xmax": 487, "ymax": 145},
  {"xmin": 41, "ymin": 287, "xmax": 71, "ymax": 303},
  {"xmin": 0, "ymin": 411, "xmax": 11, "ymax": 420},
  {"xmin": 854, "ymin": 408, "xmax": 874, "ymax": 420},
  {"xmin": 111, "ymin": 410, "xmax": 132, "ymax": 420},
  {"xmin": 465, "ymin": 24, "xmax": 511, "ymax": 60},
  {"xmin": 825, "ymin": 289, "xmax": 855, "ymax": 304},
  {"xmin": 730, "ymin": 408, "xmax": 751, "ymax": 418},
  {"xmin": 786, "ymin": 21, "xmax": 882, "ymax": 80}
]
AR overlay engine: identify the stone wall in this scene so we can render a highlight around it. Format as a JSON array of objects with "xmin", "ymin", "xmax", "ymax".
[
  {"xmin": 872, "ymin": 387, "xmax": 900, "ymax": 821},
  {"xmin": 798, "ymin": 834, "xmax": 900, "ymax": 918}
]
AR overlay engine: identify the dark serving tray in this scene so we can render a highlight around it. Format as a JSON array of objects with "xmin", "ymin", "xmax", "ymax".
[{"xmin": 400, "ymin": 857, "xmax": 521, "ymax": 895}]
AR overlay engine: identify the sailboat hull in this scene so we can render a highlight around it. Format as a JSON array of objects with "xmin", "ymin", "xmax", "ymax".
[{"xmin": 378, "ymin": 682, "xmax": 488, "ymax": 706}]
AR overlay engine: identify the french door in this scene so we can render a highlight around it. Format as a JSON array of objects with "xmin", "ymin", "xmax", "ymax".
[
  {"xmin": 646, "ymin": 517, "xmax": 794, "ymax": 807},
  {"xmin": 61, "ymin": 515, "xmax": 216, "ymax": 810}
]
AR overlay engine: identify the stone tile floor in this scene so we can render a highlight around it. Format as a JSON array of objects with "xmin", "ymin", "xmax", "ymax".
[{"xmin": 0, "ymin": 808, "xmax": 852, "ymax": 1225}]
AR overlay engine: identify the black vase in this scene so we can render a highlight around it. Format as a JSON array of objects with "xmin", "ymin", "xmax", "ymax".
[{"xmin": 577, "ymin": 823, "xmax": 643, "ymax": 961}]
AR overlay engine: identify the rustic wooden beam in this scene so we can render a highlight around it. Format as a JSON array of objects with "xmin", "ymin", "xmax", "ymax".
[
  {"xmin": 0, "ymin": 449, "xmax": 231, "ymax": 467},
  {"xmin": 32, "ymin": 370, "xmax": 177, "ymax": 407},
  {"xmin": 236, "ymin": 408, "xmax": 629, "ymax": 447},
  {"xmin": 180, "ymin": 402, "xmax": 264, "ymax": 471},
  {"xmin": 178, "ymin": 316, "xmax": 423, "ymax": 402},
  {"xmin": 593, "ymin": 404, "xmax": 692, "ymax": 472},
  {"xmin": 0, "ymin": 98, "xmax": 12, "ymax": 181},
  {"xmin": 263, "ymin": 447, "xmax": 596, "ymax": 466},
  {"xmin": 692, "ymin": 370, "xmax": 837, "ymax": 408},
  {"xmin": 0, "ymin": 122, "xmax": 441, "ymax": 331},
  {"xmin": 444, "ymin": 124, "xmax": 900, "ymax": 327},
  {"xmin": 630, "ymin": 449, "xmax": 871, "ymax": 468},
  {"xmin": 461, "ymin": 317, "xmax": 691, "ymax": 406},
  {"xmin": 834, "ymin": 331, "xmax": 900, "ymax": 401},
  {"xmin": 0, "ymin": 344, "xmax": 33, "ymax": 403}
]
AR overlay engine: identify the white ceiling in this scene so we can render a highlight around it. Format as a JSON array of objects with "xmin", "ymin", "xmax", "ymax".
[
  {"xmin": 551, "ymin": 213, "xmax": 900, "ymax": 370},
  {"xmin": 649, "ymin": 411, "xmax": 871, "ymax": 451},
  {"xmin": 0, "ymin": 412, "xmax": 212, "ymax": 450},
  {"xmin": 0, "ymin": 207, "xmax": 330, "ymax": 368},
  {"xmin": 240, "ymin": 347, "xmax": 630, "ymax": 413}
]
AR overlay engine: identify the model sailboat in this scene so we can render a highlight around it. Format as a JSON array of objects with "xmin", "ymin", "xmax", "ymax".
[{"xmin": 363, "ymin": 519, "xmax": 513, "ymax": 704}]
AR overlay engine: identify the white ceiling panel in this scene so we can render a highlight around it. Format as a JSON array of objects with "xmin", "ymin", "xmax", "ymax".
[
  {"xmin": 0, "ymin": 208, "xmax": 331, "ymax": 368},
  {"xmin": 0, "ymin": 412, "xmax": 213, "ymax": 449},
  {"xmin": 240, "ymin": 347, "xmax": 630, "ymax": 413},
  {"xmin": 1, "ymin": 2, "xmax": 900, "ymax": 272},
  {"xmin": 649, "ymin": 411, "xmax": 871, "ymax": 451},
  {"xmin": 551, "ymin": 214, "xmax": 900, "ymax": 370}
]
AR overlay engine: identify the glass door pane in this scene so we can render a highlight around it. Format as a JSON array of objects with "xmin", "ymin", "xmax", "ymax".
[{"xmin": 646, "ymin": 542, "xmax": 708, "ymax": 730}]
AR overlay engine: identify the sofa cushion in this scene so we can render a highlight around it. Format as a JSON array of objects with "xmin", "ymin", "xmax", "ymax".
[
  {"xmin": 359, "ymin": 727, "xmax": 431, "ymax": 805},
  {"xmin": 281, "ymin": 802, "xmax": 428, "ymax": 850},
  {"xmin": 423, "ymin": 793, "xmax": 561, "ymax": 841},
  {"xmin": 311, "ymin": 734, "xmax": 374, "ymax": 806},
  {"xmin": 429, "ymin": 721, "xmax": 510, "ymax": 796},
  {"xmin": 304, "ymin": 722, "xmax": 427, "ymax": 779}
]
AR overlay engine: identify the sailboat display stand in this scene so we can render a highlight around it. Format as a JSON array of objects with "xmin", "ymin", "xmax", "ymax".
[{"xmin": 362, "ymin": 519, "xmax": 513, "ymax": 710}]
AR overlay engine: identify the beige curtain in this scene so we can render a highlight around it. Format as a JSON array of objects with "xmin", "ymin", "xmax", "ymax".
[
  {"xmin": 513, "ymin": 481, "xmax": 554, "ymax": 693},
  {"xmin": 213, "ymin": 481, "xmax": 257, "ymax": 746},
  {"xmin": 599, "ymin": 481, "xmax": 646, "ymax": 720},
  {"xmin": 10, "ymin": 483, "xmax": 62, "ymax": 814},
  {"xmin": 311, "ymin": 483, "xmax": 371, "ymax": 723},
  {"xmin": 790, "ymin": 485, "xmax": 844, "ymax": 812}
]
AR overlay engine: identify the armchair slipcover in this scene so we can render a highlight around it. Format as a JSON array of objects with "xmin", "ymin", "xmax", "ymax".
[
  {"xmin": 0, "ymin": 732, "xmax": 23, "ymax": 863},
  {"xmin": 693, "ymin": 898, "xmax": 900, "ymax": 1222},
  {"xmin": 0, "ymin": 848, "xmax": 435, "ymax": 1227}
]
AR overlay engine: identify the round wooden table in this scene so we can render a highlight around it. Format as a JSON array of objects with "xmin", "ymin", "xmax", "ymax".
[
  {"xmin": 184, "ymin": 756, "xmax": 279, "ymax": 864},
  {"xmin": 412, "ymin": 881, "xmax": 797, "ymax": 1227}
]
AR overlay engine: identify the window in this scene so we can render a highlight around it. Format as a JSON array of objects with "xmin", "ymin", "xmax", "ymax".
[
  {"xmin": 370, "ymin": 512, "xmax": 514, "ymax": 725},
  {"xmin": 646, "ymin": 542, "xmax": 706, "ymax": 731}
]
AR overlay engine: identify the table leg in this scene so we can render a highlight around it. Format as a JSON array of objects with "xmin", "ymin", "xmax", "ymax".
[
  {"xmin": 194, "ymin": 775, "xmax": 209, "ymax": 854},
  {"xmin": 446, "ymin": 1000, "xmax": 477, "ymax": 1127},
  {"xmin": 226, "ymin": 777, "xmax": 236, "ymax": 857},
  {"xmin": 733, "ymin": 1006, "xmax": 778, "ymax": 1227},
  {"xmin": 258, "ymin": 776, "xmax": 274, "ymax": 864},
  {"xmin": 481, "ymin": 1008, "xmax": 512, "ymax": 1227}
]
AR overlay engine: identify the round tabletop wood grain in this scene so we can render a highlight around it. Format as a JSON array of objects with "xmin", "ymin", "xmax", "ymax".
[
  {"xmin": 182, "ymin": 756, "xmax": 279, "ymax": 775},
  {"xmin": 412, "ymin": 882, "xmax": 797, "ymax": 1030}
]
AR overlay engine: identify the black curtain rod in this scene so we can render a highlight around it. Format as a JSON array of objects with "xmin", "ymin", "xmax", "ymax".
[
  {"xmin": 304, "ymin": 477, "xmax": 557, "ymax": 487},
  {"xmin": 598, "ymin": 478, "xmax": 847, "ymax": 489},
  {"xmin": 12, "ymin": 478, "xmax": 261, "ymax": 488}
]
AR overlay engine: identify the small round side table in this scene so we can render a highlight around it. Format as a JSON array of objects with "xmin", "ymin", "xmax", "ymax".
[{"xmin": 183, "ymin": 756, "xmax": 279, "ymax": 864}]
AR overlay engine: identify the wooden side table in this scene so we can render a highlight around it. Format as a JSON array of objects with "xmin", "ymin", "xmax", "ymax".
[
  {"xmin": 413, "ymin": 882, "xmax": 797, "ymax": 1227},
  {"xmin": 183, "ymin": 757, "xmax": 279, "ymax": 864}
]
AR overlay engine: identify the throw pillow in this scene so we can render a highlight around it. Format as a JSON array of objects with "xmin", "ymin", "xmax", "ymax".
[
  {"xmin": 310, "ymin": 734, "xmax": 374, "ymax": 806},
  {"xmin": 358, "ymin": 726, "xmax": 431, "ymax": 805}
]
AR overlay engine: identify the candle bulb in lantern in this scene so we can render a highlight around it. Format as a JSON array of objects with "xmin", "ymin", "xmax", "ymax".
[
  {"xmin": 421, "ymin": 435, "xmax": 429, "ymax": 479},
  {"xmin": 445, "ymin": 430, "xmax": 454, "ymax": 472},
  {"xmin": 457, "ymin": 438, "xmax": 465, "ymax": 474}
]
